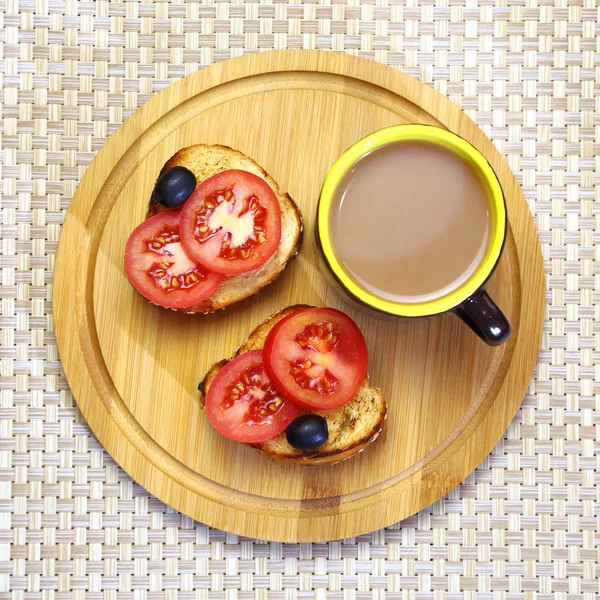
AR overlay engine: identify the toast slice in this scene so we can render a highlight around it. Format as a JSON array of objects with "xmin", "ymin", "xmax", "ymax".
[
  {"xmin": 200, "ymin": 306, "xmax": 387, "ymax": 465},
  {"xmin": 147, "ymin": 145, "xmax": 303, "ymax": 313}
]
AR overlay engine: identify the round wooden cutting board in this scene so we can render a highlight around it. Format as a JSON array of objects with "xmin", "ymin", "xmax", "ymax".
[{"xmin": 53, "ymin": 51, "xmax": 545, "ymax": 542}]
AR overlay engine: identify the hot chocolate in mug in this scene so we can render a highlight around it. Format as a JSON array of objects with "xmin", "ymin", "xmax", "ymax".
[{"xmin": 317, "ymin": 124, "xmax": 511, "ymax": 346}]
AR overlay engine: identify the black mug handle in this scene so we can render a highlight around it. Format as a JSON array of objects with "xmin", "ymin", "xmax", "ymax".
[{"xmin": 454, "ymin": 288, "xmax": 511, "ymax": 346}]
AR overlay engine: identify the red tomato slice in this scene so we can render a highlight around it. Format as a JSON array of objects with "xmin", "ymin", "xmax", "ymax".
[
  {"xmin": 124, "ymin": 212, "xmax": 224, "ymax": 309},
  {"xmin": 179, "ymin": 170, "xmax": 282, "ymax": 275},
  {"xmin": 205, "ymin": 350, "xmax": 299, "ymax": 443},
  {"xmin": 263, "ymin": 308, "xmax": 368, "ymax": 410}
]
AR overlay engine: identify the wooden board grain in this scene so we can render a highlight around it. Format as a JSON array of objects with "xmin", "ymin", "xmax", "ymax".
[{"xmin": 53, "ymin": 50, "xmax": 545, "ymax": 542}]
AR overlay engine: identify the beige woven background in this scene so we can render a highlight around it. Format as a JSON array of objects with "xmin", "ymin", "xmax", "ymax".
[{"xmin": 1, "ymin": 0, "xmax": 599, "ymax": 597}]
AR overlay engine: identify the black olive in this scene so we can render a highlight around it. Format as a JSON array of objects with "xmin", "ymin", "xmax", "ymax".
[
  {"xmin": 286, "ymin": 414, "xmax": 328, "ymax": 450},
  {"xmin": 154, "ymin": 166, "xmax": 197, "ymax": 208}
]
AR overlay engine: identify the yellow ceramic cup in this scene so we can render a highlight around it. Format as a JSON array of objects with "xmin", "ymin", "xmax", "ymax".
[{"xmin": 317, "ymin": 124, "xmax": 511, "ymax": 345}]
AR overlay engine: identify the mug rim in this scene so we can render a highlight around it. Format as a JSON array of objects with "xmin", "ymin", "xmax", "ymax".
[{"xmin": 317, "ymin": 124, "xmax": 507, "ymax": 317}]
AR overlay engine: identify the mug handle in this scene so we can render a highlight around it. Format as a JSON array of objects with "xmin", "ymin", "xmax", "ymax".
[{"xmin": 454, "ymin": 289, "xmax": 511, "ymax": 346}]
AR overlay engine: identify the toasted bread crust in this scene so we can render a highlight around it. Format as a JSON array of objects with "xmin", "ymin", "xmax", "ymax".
[
  {"xmin": 146, "ymin": 145, "xmax": 303, "ymax": 313},
  {"xmin": 200, "ymin": 306, "xmax": 387, "ymax": 465}
]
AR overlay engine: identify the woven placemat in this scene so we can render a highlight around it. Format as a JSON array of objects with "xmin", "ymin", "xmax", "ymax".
[{"xmin": 1, "ymin": 0, "xmax": 599, "ymax": 597}]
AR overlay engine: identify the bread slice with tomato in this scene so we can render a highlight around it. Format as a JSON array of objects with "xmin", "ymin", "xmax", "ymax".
[
  {"xmin": 128, "ymin": 144, "xmax": 303, "ymax": 313},
  {"xmin": 200, "ymin": 305, "xmax": 387, "ymax": 465}
]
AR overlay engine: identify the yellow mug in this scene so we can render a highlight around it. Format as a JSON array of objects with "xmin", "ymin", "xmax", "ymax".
[{"xmin": 317, "ymin": 124, "xmax": 511, "ymax": 346}]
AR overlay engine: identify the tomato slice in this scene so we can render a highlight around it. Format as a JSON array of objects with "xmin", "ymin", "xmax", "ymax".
[
  {"xmin": 205, "ymin": 350, "xmax": 299, "ymax": 443},
  {"xmin": 179, "ymin": 170, "xmax": 282, "ymax": 275},
  {"xmin": 263, "ymin": 308, "xmax": 368, "ymax": 410},
  {"xmin": 124, "ymin": 212, "xmax": 224, "ymax": 309}
]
